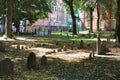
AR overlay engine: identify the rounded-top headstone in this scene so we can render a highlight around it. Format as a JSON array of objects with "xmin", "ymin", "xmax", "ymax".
[
  {"xmin": 27, "ymin": 52, "xmax": 36, "ymax": 69},
  {"xmin": 0, "ymin": 58, "xmax": 14, "ymax": 76},
  {"xmin": 41, "ymin": 55, "xmax": 47, "ymax": 65}
]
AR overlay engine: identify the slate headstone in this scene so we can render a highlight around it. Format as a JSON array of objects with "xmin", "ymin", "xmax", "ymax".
[
  {"xmin": 78, "ymin": 40, "xmax": 84, "ymax": 49},
  {"xmin": 41, "ymin": 55, "xmax": 47, "ymax": 65},
  {"xmin": 27, "ymin": 52, "xmax": 36, "ymax": 69},
  {"xmin": 0, "ymin": 58, "xmax": 14, "ymax": 76}
]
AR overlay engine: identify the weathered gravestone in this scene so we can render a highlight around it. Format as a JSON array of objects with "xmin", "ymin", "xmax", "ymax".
[
  {"xmin": 41, "ymin": 55, "xmax": 47, "ymax": 65},
  {"xmin": 27, "ymin": 52, "xmax": 36, "ymax": 69},
  {"xmin": 56, "ymin": 41, "xmax": 59, "ymax": 45},
  {"xmin": 89, "ymin": 53, "xmax": 93, "ymax": 60},
  {"xmin": 17, "ymin": 44, "xmax": 20, "ymax": 50},
  {"xmin": 96, "ymin": 34, "xmax": 110, "ymax": 55},
  {"xmin": 0, "ymin": 58, "xmax": 14, "ymax": 76},
  {"xmin": 63, "ymin": 45, "xmax": 67, "ymax": 51},
  {"xmin": 71, "ymin": 41, "xmax": 75, "ymax": 50},
  {"xmin": 57, "ymin": 48, "xmax": 63, "ymax": 52},
  {"xmin": 100, "ymin": 43, "xmax": 110, "ymax": 55},
  {"xmin": 78, "ymin": 40, "xmax": 84, "ymax": 49},
  {"xmin": 0, "ymin": 42, "xmax": 5, "ymax": 52},
  {"xmin": 67, "ymin": 33, "xmax": 70, "ymax": 39}
]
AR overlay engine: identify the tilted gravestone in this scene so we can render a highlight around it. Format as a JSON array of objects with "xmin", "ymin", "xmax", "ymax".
[
  {"xmin": 41, "ymin": 55, "xmax": 47, "ymax": 65},
  {"xmin": 0, "ymin": 58, "xmax": 14, "ymax": 76},
  {"xmin": 0, "ymin": 42, "xmax": 5, "ymax": 52},
  {"xmin": 27, "ymin": 52, "xmax": 36, "ymax": 69}
]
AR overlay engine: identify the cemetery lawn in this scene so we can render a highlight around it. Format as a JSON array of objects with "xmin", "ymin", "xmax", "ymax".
[{"xmin": 0, "ymin": 33, "xmax": 120, "ymax": 80}]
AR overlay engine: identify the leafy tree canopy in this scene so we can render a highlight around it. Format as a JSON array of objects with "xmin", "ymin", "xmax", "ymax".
[{"xmin": 0, "ymin": 0, "xmax": 51, "ymax": 23}]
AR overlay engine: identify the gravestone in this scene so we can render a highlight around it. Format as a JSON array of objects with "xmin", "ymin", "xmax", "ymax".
[
  {"xmin": 41, "ymin": 55, "xmax": 47, "ymax": 65},
  {"xmin": 21, "ymin": 45, "xmax": 24, "ymax": 50},
  {"xmin": 27, "ymin": 52, "xmax": 36, "ymax": 69},
  {"xmin": 102, "ymin": 40, "xmax": 107, "ymax": 47},
  {"xmin": 71, "ymin": 41, "xmax": 75, "ymax": 50},
  {"xmin": 57, "ymin": 48, "xmax": 63, "ymax": 52},
  {"xmin": 100, "ymin": 43, "xmax": 110, "ymax": 55},
  {"xmin": 63, "ymin": 45, "xmax": 67, "ymax": 51},
  {"xmin": 93, "ymin": 33, "xmax": 97, "ymax": 38},
  {"xmin": 56, "ymin": 41, "xmax": 59, "ymax": 45},
  {"xmin": 107, "ymin": 38, "xmax": 110, "ymax": 47},
  {"xmin": 89, "ymin": 53, "xmax": 93, "ymax": 60},
  {"xmin": 0, "ymin": 42, "xmax": 5, "ymax": 52},
  {"xmin": 67, "ymin": 33, "xmax": 70, "ymax": 39},
  {"xmin": 107, "ymin": 38, "xmax": 110, "ymax": 43},
  {"xmin": 17, "ymin": 44, "xmax": 20, "ymax": 50},
  {"xmin": 78, "ymin": 40, "xmax": 84, "ymax": 49},
  {"xmin": 0, "ymin": 58, "xmax": 14, "ymax": 76}
]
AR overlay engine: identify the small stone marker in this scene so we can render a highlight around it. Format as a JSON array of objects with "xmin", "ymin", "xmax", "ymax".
[
  {"xmin": 21, "ymin": 45, "xmax": 24, "ymax": 50},
  {"xmin": 78, "ymin": 40, "xmax": 84, "ymax": 49},
  {"xmin": 71, "ymin": 41, "xmax": 75, "ymax": 50},
  {"xmin": 27, "ymin": 52, "xmax": 36, "ymax": 69},
  {"xmin": 17, "ymin": 44, "xmax": 20, "ymax": 50},
  {"xmin": 67, "ymin": 33, "xmax": 70, "ymax": 39},
  {"xmin": 89, "ymin": 53, "xmax": 92, "ymax": 60},
  {"xmin": 56, "ymin": 41, "xmax": 59, "ymax": 45},
  {"xmin": 0, "ymin": 58, "xmax": 14, "ymax": 76},
  {"xmin": 57, "ymin": 48, "xmax": 63, "ymax": 52},
  {"xmin": 63, "ymin": 45, "xmax": 67, "ymax": 51},
  {"xmin": 41, "ymin": 55, "xmax": 47, "ymax": 65}
]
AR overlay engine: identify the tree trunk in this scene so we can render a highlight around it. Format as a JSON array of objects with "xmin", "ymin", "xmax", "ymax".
[
  {"xmin": 89, "ymin": 8, "xmax": 93, "ymax": 33},
  {"xmin": 14, "ymin": 19, "xmax": 20, "ymax": 35},
  {"xmin": 69, "ymin": 3, "xmax": 77, "ymax": 35},
  {"xmin": 116, "ymin": 0, "xmax": 120, "ymax": 47},
  {"xmin": 5, "ymin": 0, "xmax": 12, "ymax": 38},
  {"xmin": 97, "ymin": 0, "xmax": 100, "ymax": 31}
]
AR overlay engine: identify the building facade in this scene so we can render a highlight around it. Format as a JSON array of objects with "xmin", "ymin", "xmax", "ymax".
[{"xmin": 26, "ymin": 0, "xmax": 70, "ymax": 32}]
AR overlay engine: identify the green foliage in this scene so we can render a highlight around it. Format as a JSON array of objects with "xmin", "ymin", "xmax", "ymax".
[
  {"xmin": 0, "ymin": 0, "xmax": 51, "ymax": 38},
  {"xmin": 63, "ymin": 0, "xmax": 82, "ymax": 13},
  {"xmin": 0, "ymin": 0, "xmax": 51, "ymax": 23}
]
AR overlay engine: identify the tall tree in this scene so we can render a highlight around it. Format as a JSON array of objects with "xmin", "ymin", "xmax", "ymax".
[
  {"xmin": 5, "ymin": 0, "xmax": 13, "ymax": 38},
  {"xmin": 63, "ymin": 0, "xmax": 77, "ymax": 35},
  {"xmin": 0, "ymin": 0, "xmax": 51, "ymax": 37},
  {"xmin": 116, "ymin": 0, "xmax": 120, "ymax": 47},
  {"xmin": 96, "ymin": 0, "xmax": 100, "ymax": 31},
  {"xmin": 12, "ymin": 0, "xmax": 51, "ymax": 34}
]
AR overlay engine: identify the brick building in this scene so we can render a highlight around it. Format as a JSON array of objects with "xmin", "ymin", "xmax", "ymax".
[{"xmin": 26, "ymin": 0, "xmax": 70, "ymax": 32}]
